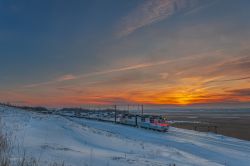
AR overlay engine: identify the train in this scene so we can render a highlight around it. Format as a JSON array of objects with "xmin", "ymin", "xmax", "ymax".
[
  {"xmin": 120, "ymin": 114, "xmax": 170, "ymax": 132},
  {"xmin": 60, "ymin": 110, "xmax": 170, "ymax": 132}
]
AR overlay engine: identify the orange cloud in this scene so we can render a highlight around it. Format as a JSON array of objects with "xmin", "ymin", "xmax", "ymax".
[{"xmin": 4, "ymin": 51, "xmax": 250, "ymax": 107}]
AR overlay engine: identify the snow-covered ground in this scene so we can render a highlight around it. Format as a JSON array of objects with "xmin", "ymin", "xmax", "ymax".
[{"xmin": 1, "ymin": 106, "xmax": 250, "ymax": 166}]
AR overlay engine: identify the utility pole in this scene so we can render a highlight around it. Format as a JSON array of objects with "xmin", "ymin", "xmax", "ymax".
[
  {"xmin": 114, "ymin": 105, "xmax": 117, "ymax": 123},
  {"xmin": 135, "ymin": 115, "xmax": 138, "ymax": 127},
  {"xmin": 141, "ymin": 104, "xmax": 144, "ymax": 116}
]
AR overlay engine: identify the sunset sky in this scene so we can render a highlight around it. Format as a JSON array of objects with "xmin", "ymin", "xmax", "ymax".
[{"xmin": 0, "ymin": 0, "xmax": 250, "ymax": 107}]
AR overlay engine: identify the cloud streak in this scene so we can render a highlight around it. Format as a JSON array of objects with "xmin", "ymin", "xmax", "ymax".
[
  {"xmin": 206, "ymin": 76, "xmax": 250, "ymax": 84},
  {"xmin": 117, "ymin": 0, "xmax": 209, "ymax": 37},
  {"xmin": 57, "ymin": 74, "xmax": 76, "ymax": 81},
  {"xmin": 24, "ymin": 60, "xmax": 172, "ymax": 88},
  {"xmin": 24, "ymin": 54, "xmax": 207, "ymax": 88},
  {"xmin": 227, "ymin": 88, "xmax": 250, "ymax": 97}
]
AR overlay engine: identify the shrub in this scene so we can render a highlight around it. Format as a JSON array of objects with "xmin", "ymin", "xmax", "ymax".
[{"xmin": 0, "ymin": 118, "xmax": 65, "ymax": 166}]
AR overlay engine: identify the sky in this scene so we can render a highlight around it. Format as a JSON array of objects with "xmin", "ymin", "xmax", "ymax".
[{"xmin": 0, "ymin": 0, "xmax": 250, "ymax": 108}]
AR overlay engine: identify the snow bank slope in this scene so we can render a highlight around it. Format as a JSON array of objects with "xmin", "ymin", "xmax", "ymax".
[{"xmin": 1, "ymin": 106, "xmax": 250, "ymax": 166}]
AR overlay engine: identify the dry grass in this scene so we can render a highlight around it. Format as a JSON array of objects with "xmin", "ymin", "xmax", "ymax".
[
  {"xmin": 0, "ymin": 119, "xmax": 11, "ymax": 166},
  {"xmin": 0, "ymin": 118, "xmax": 65, "ymax": 166}
]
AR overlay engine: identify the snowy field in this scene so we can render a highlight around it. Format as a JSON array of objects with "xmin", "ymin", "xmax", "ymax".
[{"xmin": 1, "ymin": 106, "xmax": 250, "ymax": 166}]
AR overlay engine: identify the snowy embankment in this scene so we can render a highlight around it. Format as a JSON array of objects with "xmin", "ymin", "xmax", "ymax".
[{"xmin": 0, "ymin": 106, "xmax": 250, "ymax": 166}]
